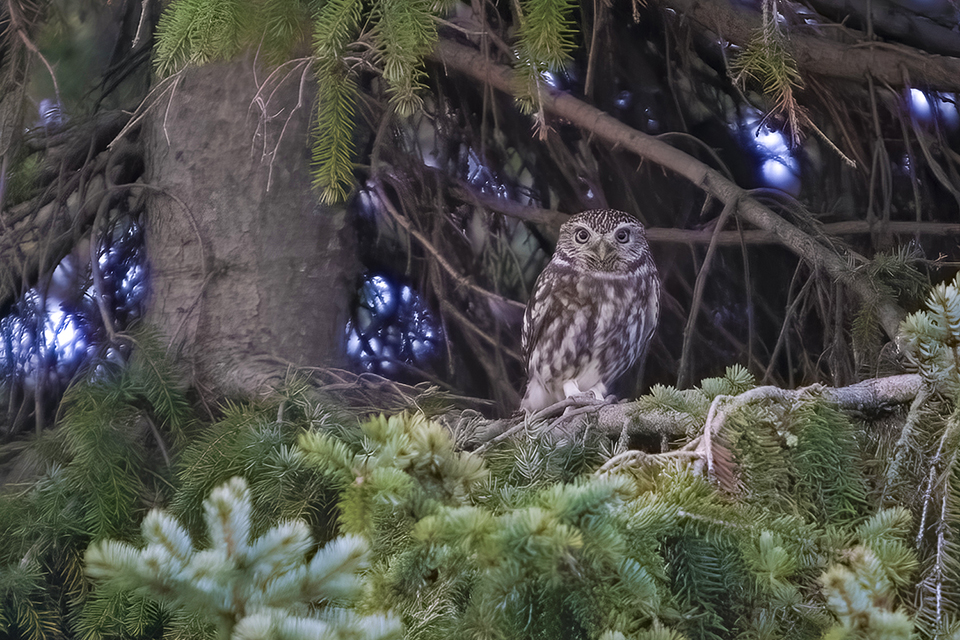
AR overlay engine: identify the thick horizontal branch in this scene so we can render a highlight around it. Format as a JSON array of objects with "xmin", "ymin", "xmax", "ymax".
[
  {"xmin": 601, "ymin": 373, "xmax": 921, "ymax": 439},
  {"xmin": 649, "ymin": 220, "xmax": 960, "ymax": 244},
  {"xmin": 449, "ymin": 183, "xmax": 569, "ymax": 230},
  {"xmin": 455, "ymin": 187, "xmax": 960, "ymax": 244},
  {"xmin": 819, "ymin": 372, "xmax": 923, "ymax": 409},
  {"xmin": 655, "ymin": 0, "xmax": 960, "ymax": 92},
  {"xmin": 802, "ymin": 0, "xmax": 960, "ymax": 58},
  {"xmin": 470, "ymin": 373, "xmax": 923, "ymax": 449},
  {"xmin": 434, "ymin": 40, "xmax": 906, "ymax": 338}
]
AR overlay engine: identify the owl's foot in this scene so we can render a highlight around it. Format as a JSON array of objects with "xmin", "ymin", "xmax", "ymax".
[
  {"xmin": 526, "ymin": 392, "xmax": 607, "ymax": 422},
  {"xmin": 562, "ymin": 380, "xmax": 608, "ymax": 402},
  {"xmin": 565, "ymin": 391, "xmax": 608, "ymax": 407}
]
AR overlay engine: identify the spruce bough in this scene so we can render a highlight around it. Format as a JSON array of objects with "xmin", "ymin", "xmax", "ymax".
[{"xmin": 85, "ymin": 476, "xmax": 401, "ymax": 640}]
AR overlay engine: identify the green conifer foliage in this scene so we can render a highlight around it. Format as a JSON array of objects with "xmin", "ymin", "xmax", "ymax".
[
  {"xmin": 154, "ymin": 0, "xmax": 249, "ymax": 77},
  {"xmin": 296, "ymin": 410, "xmax": 876, "ymax": 640},
  {"xmin": 85, "ymin": 476, "xmax": 401, "ymax": 640},
  {"xmin": 169, "ymin": 381, "xmax": 343, "ymax": 543},
  {"xmin": 152, "ymin": 0, "xmax": 582, "ymax": 202},
  {"xmin": 901, "ymin": 271, "xmax": 960, "ymax": 398},
  {"xmin": 514, "ymin": 0, "xmax": 578, "ymax": 132},
  {"xmin": 0, "ymin": 330, "xmax": 191, "ymax": 640},
  {"xmin": 791, "ymin": 402, "xmax": 869, "ymax": 528},
  {"xmin": 896, "ymin": 272, "xmax": 960, "ymax": 634},
  {"xmin": 819, "ymin": 508, "xmax": 919, "ymax": 640},
  {"xmin": 851, "ymin": 247, "xmax": 927, "ymax": 366},
  {"xmin": 298, "ymin": 412, "xmax": 488, "ymax": 560},
  {"xmin": 0, "ymin": 368, "xmax": 951, "ymax": 640},
  {"xmin": 11, "ymin": 304, "xmax": 960, "ymax": 638},
  {"xmin": 74, "ymin": 379, "xmax": 362, "ymax": 640},
  {"xmin": 310, "ymin": 0, "xmax": 363, "ymax": 203},
  {"xmin": 638, "ymin": 365, "xmax": 757, "ymax": 440},
  {"xmin": 300, "ymin": 412, "xmax": 666, "ymax": 639},
  {"xmin": 729, "ymin": 0, "xmax": 807, "ymax": 145},
  {"xmin": 723, "ymin": 405, "xmax": 792, "ymax": 505}
]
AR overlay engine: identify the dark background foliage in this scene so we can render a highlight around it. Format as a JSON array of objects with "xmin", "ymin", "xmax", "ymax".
[
  {"xmin": 0, "ymin": 0, "xmax": 958, "ymax": 636},
  {"xmin": 1, "ymin": 0, "xmax": 957, "ymax": 428}
]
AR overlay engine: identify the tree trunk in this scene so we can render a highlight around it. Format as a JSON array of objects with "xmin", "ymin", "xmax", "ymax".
[{"xmin": 144, "ymin": 58, "xmax": 357, "ymax": 398}]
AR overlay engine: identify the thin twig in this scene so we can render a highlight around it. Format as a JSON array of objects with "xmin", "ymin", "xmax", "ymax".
[
  {"xmin": 10, "ymin": 5, "xmax": 62, "ymax": 105},
  {"xmin": 133, "ymin": 0, "xmax": 150, "ymax": 49},
  {"xmin": 89, "ymin": 194, "xmax": 118, "ymax": 342},
  {"xmin": 677, "ymin": 198, "xmax": 737, "ymax": 388},
  {"xmin": 109, "ymin": 71, "xmax": 185, "ymax": 149},
  {"xmin": 439, "ymin": 299, "xmax": 523, "ymax": 364},
  {"xmin": 596, "ymin": 448, "xmax": 700, "ymax": 475},
  {"xmin": 249, "ymin": 57, "xmax": 314, "ymax": 191},
  {"xmin": 763, "ymin": 264, "xmax": 816, "ymax": 383},
  {"xmin": 736, "ymin": 217, "xmax": 756, "ymax": 371},
  {"xmin": 434, "ymin": 40, "xmax": 907, "ymax": 339},
  {"xmin": 474, "ymin": 395, "xmax": 606, "ymax": 454},
  {"xmin": 372, "ymin": 180, "xmax": 526, "ymax": 313}
]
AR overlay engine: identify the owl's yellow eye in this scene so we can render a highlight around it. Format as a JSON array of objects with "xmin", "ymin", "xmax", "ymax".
[
  {"xmin": 574, "ymin": 228, "xmax": 590, "ymax": 243},
  {"xmin": 615, "ymin": 228, "xmax": 630, "ymax": 243}
]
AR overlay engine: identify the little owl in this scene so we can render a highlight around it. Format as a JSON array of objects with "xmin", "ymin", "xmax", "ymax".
[{"xmin": 521, "ymin": 209, "xmax": 660, "ymax": 413}]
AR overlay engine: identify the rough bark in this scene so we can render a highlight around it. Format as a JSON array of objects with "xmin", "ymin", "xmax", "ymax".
[{"xmin": 144, "ymin": 59, "xmax": 357, "ymax": 398}]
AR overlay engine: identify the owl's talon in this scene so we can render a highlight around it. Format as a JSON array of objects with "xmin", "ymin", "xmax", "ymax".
[{"xmin": 565, "ymin": 391, "xmax": 596, "ymax": 406}]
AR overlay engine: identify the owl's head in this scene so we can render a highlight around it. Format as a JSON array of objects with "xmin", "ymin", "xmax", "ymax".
[{"xmin": 554, "ymin": 209, "xmax": 652, "ymax": 272}]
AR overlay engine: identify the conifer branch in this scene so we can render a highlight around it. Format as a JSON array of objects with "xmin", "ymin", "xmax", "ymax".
[
  {"xmin": 433, "ymin": 39, "xmax": 907, "ymax": 340},
  {"xmin": 474, "ymin": 367, "xmax": 922, "ymax": 455},
  {"xmin": 513, "ymin": 0, "xmax": 577, "ymax": 128},
  {"xmin": 820, "ymin": 509, "xmax": 918, "ymax": 639},
  {"xmin": 729, "ymin": 0, "xmax": 808, "ymax": 146},
  {"xmin": 85, "ymin": 477, "xmax": 401, "ymax": 640},
  {"xmin": 374, "ymin": 0, "xmax": 435, "ymax": 116},
  {"xmin": 651, "ymin": 0, "xmax": 960, "ymax": 92}
]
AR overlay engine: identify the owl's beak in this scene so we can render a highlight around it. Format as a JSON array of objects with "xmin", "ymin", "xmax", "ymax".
[{"xmin": 595, "ymin": 240, "xmax": 614, "ymax": 264}]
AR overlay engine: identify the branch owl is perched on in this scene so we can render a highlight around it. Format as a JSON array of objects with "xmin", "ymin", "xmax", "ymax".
[{"xmin": 521, "ymin": 209, "xmax": 660, "ymax": 413}]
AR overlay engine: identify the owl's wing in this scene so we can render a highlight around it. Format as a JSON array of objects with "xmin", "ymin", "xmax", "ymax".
[
  {"xmin": 634, "ymin": 273, "xmax": 661, "ymax": 365},
  {"xmin": 521, "ymin": 268, "xmax": 561, "ymax": 366},
  {"xmin": 640, "ymin": 282, "xmax": 660, "ymax": 351}
]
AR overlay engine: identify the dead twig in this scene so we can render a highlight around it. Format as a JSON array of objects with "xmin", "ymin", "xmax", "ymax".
[
  {"xmin": 372, "ymin": 180, "xmax": 525, "ymax": 313},
  {"xmin": 434, "ymin": 40, "xmax": 907, "ymax": 340},
  {"xmin": 678, "ymin": 197, "xmax": 737, "ymax": 388}
]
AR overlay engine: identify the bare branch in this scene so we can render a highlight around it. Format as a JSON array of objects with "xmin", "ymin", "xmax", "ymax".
[
  {"xmin": 433, "ymin": 40, "xmax": 907, "ymax": 339},
  {"xmin": 678, "ymin": 198, "xmax": 737, "ymax": 388},
  {"xmin": 448, "ymin": 183, "xmax": 960, "ymax": 242},
  {"xmin": 801, "ymin": 0, "xmax": 960, "ymax": 59},
  {"xmin": 469, "ymin": 372, "xmax": 923, "ymax": 494},
  {"xmin": 654, "ymin": 0, "xmax": 960, "ymax": 92},
  {"xmin": 371, "ymin": 180, "xmax": 526, "ymax": 313}
]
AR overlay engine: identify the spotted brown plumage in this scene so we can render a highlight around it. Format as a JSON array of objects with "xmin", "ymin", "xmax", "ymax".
[{"xmin": 520, "ymin": 209, "xmax": 660, "ymax": 413}]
